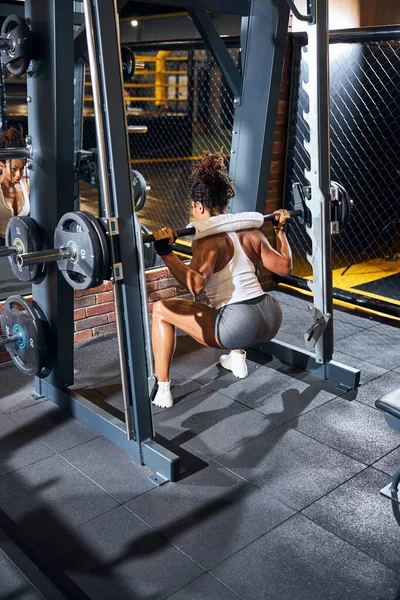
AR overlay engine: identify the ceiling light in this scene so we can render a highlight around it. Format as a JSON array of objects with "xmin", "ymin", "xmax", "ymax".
[{"xmin": 131, "ymin": 19, "xmax": 139, "ymax": 27}]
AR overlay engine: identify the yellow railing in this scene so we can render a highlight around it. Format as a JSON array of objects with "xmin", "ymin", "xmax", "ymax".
[{"xmin": 84, "ymin": 51, "xmax": 189, "ymax": 108}]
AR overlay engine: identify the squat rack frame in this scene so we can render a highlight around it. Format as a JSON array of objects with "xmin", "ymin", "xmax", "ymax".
[{"xmin": 22, "ymin": 0, "xmax": 359, "ymax": 486}]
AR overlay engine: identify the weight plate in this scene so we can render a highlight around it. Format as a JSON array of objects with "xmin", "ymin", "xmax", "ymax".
[
  {"xmin": 1, "ymin": 15, "xmax": 32, "ymax": 76},
  {"xmin": 1, "ymin": 295, "xmax": 48, "ymax": 376},
  {"xmin": 78, "ymin": 211, "xmax": 110, "ymax": 285},
  {"xmin": 54, "ymin": 212, "xmax": 102, "ymax": 290},
  {"xmin": 5, "ymin": 216, "xmax": 44, "ymax": 282},
  {"xmin": 332, "ymin": 181, "xmax": 354, "ymax": 233},
  {"xmin": 132, "ymin": 170, "xmax": 147, "ymax": 212},
  {"xmin": 141, "ymin": 224, "xmax": 157, "ymax": 269},
  {"xmin": 121, "ymin": 46, "xmax": 135, "ymax": 82}
]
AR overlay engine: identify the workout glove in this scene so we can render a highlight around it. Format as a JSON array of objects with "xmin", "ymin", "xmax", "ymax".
[
  {"xmin": 272, "ymin": 209, "xmax": 290, "ymax": 231},
  {"xmin": 153, "ymin": 227, "xmax": 177, "ymax": 256}
]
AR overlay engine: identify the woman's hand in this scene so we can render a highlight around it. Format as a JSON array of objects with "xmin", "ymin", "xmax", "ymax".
[
  {"xmin": 272, "ymin": 209, "xmax": 290, "ymax": 231},
  {"xmin": 153, "ymin": 227, "xmax": 177, "ymax": 256}
]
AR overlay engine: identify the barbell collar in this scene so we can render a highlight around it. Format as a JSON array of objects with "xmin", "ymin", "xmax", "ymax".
[
  {"xmin": 0, "ymin": 245, "xmax": 18, "ymax": 258},
  {"xmin": 0, "ymin": 38, "xmax": 14, "ymax": 52},
  {"xmin": 17, "ymin": 246, "xmax": 74, "ymax": 268},
  {"xmin": 0, "ymin": 333, "xmax": 20, "ymax": 346}
]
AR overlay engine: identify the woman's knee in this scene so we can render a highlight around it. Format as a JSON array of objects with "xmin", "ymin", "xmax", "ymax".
[
  {"xmin": 153, "ymin": 298, "xmax": 179, "ymax": 320},
  {"xmin": 152, "ymin": 300, "xmax": 166, "ymax": 319}
]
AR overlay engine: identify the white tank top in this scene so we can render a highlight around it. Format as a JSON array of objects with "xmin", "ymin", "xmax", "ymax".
[{"xmin": 204, "ymin": 232, "xmax": 264, "ymax": 309}]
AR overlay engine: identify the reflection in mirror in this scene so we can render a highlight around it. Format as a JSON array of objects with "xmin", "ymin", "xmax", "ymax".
[{"xmin": 0, "ymin": 120, "xmax": 32, "ymax": 300}]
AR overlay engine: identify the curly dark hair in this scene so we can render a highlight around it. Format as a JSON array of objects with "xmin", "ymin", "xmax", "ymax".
[
  {"xmin": 188, "ymin": 151, "xmax": 235, "ymax": 215},
  {"xmin": 0, "ymin": 126, "xmax": 26, "ymax": 149}
]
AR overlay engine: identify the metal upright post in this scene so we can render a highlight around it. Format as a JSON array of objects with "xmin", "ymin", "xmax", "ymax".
[
  {"xmin": 83, "ymin": 0, "xmax": 179, "ymax": 482},
  {"xmin": 73, "ymin": 2, "xmax": 86, "ymax": 213},
  {"xmin": 25, "ymin": 0, "xmax": 74, "ymax": 391},
  {"xmin": 229, "ymin": 0, "xmax": 290, "ymax": 213},
  {"xmin": 0, "ymin": 62, "xmax": 6, "ymax": 133},
  {"xmin": 302, "ymin": 0, "xmax": 333, "ymax": 364},
  {"xmin": 253, "ymin": 0, "xmax": 360, "ymax": 390}
]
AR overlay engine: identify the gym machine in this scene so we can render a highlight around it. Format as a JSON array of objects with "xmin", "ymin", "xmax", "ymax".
[{"xmin": 0, "ymin": 0, "xmax": 360, "ymax": 486}]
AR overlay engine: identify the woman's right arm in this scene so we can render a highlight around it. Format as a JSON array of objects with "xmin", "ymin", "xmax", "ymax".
[{"xmin": 256, "ymin": 210, "xmax": 293, "ymax": 276}]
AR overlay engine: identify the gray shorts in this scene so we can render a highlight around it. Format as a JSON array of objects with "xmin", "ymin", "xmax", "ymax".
[{"xmin": 212, "ymin": 293, "xmax": 283, "ymax": 350}]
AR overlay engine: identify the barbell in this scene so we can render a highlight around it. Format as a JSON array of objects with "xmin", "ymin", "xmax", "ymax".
[
  {"xmin": 2, "ymin": 181, "xmax": 353, "ymax": 290},
  {"xmin": 3, "ymin": 211, "xmax": 155, "ymax": 290}
]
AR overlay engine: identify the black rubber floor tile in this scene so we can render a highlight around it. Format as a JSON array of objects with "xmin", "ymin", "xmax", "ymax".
[
  {"xmin": 0, "ymin": 454, "xmax": 118, "ymax": 549},
  {"xmin": 166, "ymin": 573, "xmax": 240, "ymax": 600},
  {"xmin": 74, "ymin": 333, "xmax": 121, "ymax": 386},
  {"xmin": 216, "ymin": 365, "xmax": 336, "ymax": 423},
  {"xmin": 303, "ymin": 467, "xmax": 400, "ymax": 573},
  {"xmin": 331, "ymin": 307, "xmax": 378, "ymax": 329},
  {"xmin": 36, "ymin": 505, "xmax": 203, "ymax": 600},
  {"xmin": 0, "ymin": 549, "xmax": 44, "ymax": 600},
  {"xmin": 171, "ymin": 342, "xmax": 225, "ymax": 384},
  {"xmin": 61, "ymin": 436, "xmax": 156, "ymax": 503},
  {"xmin": 332, "ymin": 349, "xmax": 388, "ymax": 385},
  {"xmin": 0, "ymin": 363, "xmax": 45, "ymax": 414},
  {"xmin": 269, "ymin": 291, "xmax": 377, "ymax": 329},
  {"xmin": 87, "ymin": 372, "xmax": 207, "ymax": 415},
  {"xmin": 9, "ymin": 400, "xmax": 99, "ymax": 453},
  {"xmin": 216, "ymin": 426, "xmax": 364, "ymax": 511},
  {"xmin": 125, "ymin": 463, "xmax": 294, "ymax": 570},
  {"xmin": 373, "ymin": 446, "xmax": 400, "ymax": 477},
  {"xmin": 153, "ymin": 390, "xmax": 279, "ymax": 459},
  {"xmin": 368, "ymin": 322, "xmax": 400, "ymax": 339},
  {"xmin": 0, "ymin": 412, "xmax": 54, "ymax": 477},
  {"xmin": 294, "ymin": 397, "xmax": 400, "ymax": 463},
  {"xmin": 206, "ymin": 360, "xmax": 269, "ymax": 393},
  {"xmin": 334, "ymin": 328, "xmax": 400, "ymax": 369},
  {"xmin": 211, "ymin": 514, "xmax": 400, "ymax": 600},
  {"xmin": 276, "ymin": 308, "xmax": 365, "ymax": 346},
  {"xmin": 351, "ymin": 371, "xmax": 400, "ymax": 409}
]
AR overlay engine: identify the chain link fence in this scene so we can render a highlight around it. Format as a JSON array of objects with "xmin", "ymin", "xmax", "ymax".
[
  {"xmin": 81, "ymin": 47, "xmax": 237, "ymax": 233},
  {"xmin": 285, "ymin": 38, "xmax": 400, "ymax": 305}
]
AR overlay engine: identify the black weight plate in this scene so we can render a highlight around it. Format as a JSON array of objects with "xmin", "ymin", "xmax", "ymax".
[
  {"xmin": 1, "ymin": 295, "xmax": 47, "ymax": 376},
  {"xmin": 141, "ymin": 224, "xmax": 157, "ymax": 269},
  {"xmin": 5, "ymin": 216, "xmax": 44, "ymax": 282},
  {"xmin": 54, "ymin": 212, "xmax": 102, "ymax": 290},
  {"xmin": 79, "ymin": 211, "xmax": 110, "ymax": 285},
  {"xmin": 121, "ymin": 46, "xmax": 135, "ymax": 82},
  {"xmin": 132, "ymin": 170, "xmax": 147, "ymax": 212},
  {"xmin": 333, "ymin": 181, "xmax": 354, "ymax": 233},
  {"xmin": 1, "ymin": 15, "xmax": 32, "ymax": 76}
]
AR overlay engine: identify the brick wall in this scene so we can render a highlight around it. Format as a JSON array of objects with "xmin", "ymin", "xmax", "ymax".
[
  {"xmin": 0, "ymin": 42, "xmax": 292, "ymax": 363},
  {"xmin": 74, "ymin": 268, "xmax": 194, "ymax": 343},
  {"xmin": 0, "ymin": 270, "xmax": 193, "ymax": 365}
]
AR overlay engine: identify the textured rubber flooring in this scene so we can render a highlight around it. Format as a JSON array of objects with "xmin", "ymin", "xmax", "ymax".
[{"xmin": 1, "ymin": 290, "xmax": 400, "ymax": 599}]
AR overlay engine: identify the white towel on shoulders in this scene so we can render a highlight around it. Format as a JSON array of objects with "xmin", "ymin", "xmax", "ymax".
[{"xmin": 189, "ymin": 211, "xmax": 264, "ymax": 240}]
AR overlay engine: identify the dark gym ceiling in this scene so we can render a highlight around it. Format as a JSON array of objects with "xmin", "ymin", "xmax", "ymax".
[{"xmin": 119, "ymin": 2, "xmax": 182, "ymax": 19}]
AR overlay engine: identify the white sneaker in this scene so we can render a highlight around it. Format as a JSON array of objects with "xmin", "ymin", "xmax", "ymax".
[
  {"xmin": 152, "ymin": 380, "xmax": 173, "ymax": 408},
  {"xmin": 219, "ymin": 351, "xmax": 248, "ymax": 379}
]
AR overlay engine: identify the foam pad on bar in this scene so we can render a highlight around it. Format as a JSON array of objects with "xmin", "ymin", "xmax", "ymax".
[{"xmin": 189, "ymin": 212, "xmax": 265, "ymax": 240}]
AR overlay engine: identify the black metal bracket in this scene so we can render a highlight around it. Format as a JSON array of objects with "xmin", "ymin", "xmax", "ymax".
[
  {"xmin": 286, "ymin": 0, "xmax": 315, "ymax": 24},
  {"xmin": 188, "ymin": 8, "xmax": 242, "ymax": 101}
]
